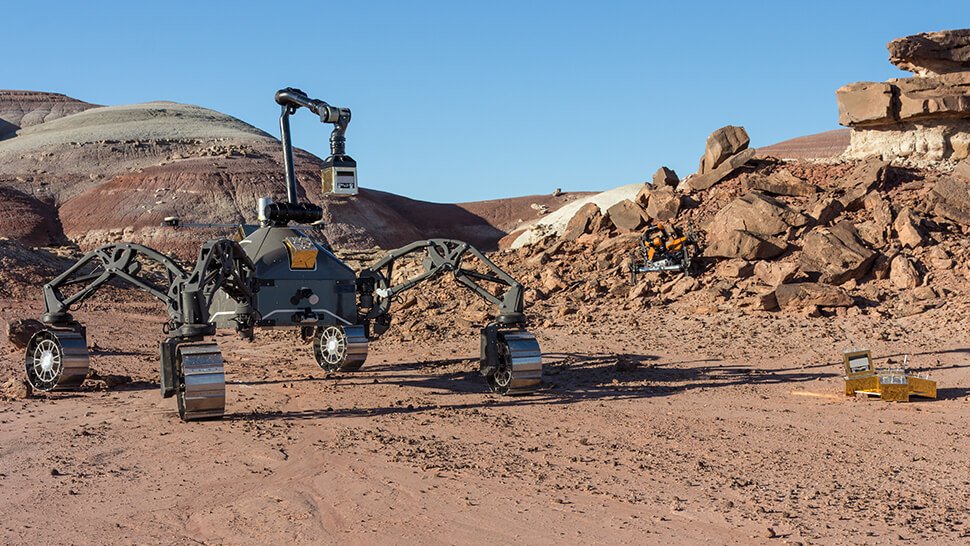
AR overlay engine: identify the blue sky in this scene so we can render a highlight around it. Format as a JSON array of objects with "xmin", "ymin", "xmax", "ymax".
[{"xmin": 6, "ymin": 1, "xmax": 968, "ymax": 202}]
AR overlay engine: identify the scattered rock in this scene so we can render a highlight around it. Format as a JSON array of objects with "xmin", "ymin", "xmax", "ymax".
[
  {"xmin": 652, "ymin": 166, "xmax": 680, "ymax": 188},
  {"xmin": 0, "ymin": 378, "xmax": 31, "ymax": 401},
  {"xmin": 774, "ymin": 282, "xmax": 854, "ymax": 309},
  {"xmin": 809, "ymin": 197, "xmax": 845, "ymax": 226},
  {"xmin": 893, "ymin": 207, "xmax": 926, "ymax": 248},
  {"xmin": 540, "ymin": 269, "xmax": 567, "ymax": 293},
  {"xmin": 6, "ymin": 318, "xmax": 45, "ymax": 349},
  {"xmin": 720, "ymin": 260, "xmax": 755, "ymax": 279},
  {"xmin": 666, "ymin": 276, "xmax": 699, "ymax": 299},
  {"xmin": 745, "ymin": 170, "xmax": 818, "ymax": 197},
  {"xmin": 644, "ymin": 186, "xmax": 682, "ymax": 222},
  {"xmin": 839, "ymin": 158, "xmax": 890, "ymax": 211},
  {"xmin": 756, "ymin": 290, "xmax": 780, "ymax": 311},
  {"xmin": 606, "ymin": 199, "xmax": 648, "ymax": 232},
  {"xmin": 799, "ymin": 221, "xmax": 877, "ymax": 284},
  {"xmin": 955, "ymin": 159, "xmax": 970, "ymax": 182},
  {"xmin": 932, "ymin": 175, "xmax": 970, "ymax": 225},
  {"xmin": 872, "ymin": 253, "xmax": 893, "ymax": 280},
  {"xmin": 890, "ymin": 255, "xmax": 921, "ymax": 289},
  {"xmin": 864, "ymin": 193, "xmax": 894, "ymax": 234},
  {"xmin": 563, "ymin": 202, "xmax": 602, "ymax": 241},
  {"xmin": 688, "ymin": 148, "xmax": 757, "ymax": 192},
  {"xmin": 754, "ymin": 261, "xmax": 799, "ymax": 286}
]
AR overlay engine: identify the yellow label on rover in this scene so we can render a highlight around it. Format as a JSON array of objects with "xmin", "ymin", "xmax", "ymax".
[{"xmin": 283, "ymin": 237, "xmax": 318, "ymax": 270}]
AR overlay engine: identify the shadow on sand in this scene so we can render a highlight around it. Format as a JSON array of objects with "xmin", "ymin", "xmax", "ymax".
[{"xmin": 226, "ymin": 350, "xmax": 842, "ymax": 422}]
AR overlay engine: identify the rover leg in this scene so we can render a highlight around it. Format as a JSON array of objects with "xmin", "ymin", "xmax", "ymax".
[
  {"xmin": 175, "ymin": 342, "xmax": 225, "ymax": 421},
  {"xmin": 481, "ymin": 327, "xmax": 542, "ymax": 395},
  {"xmin": 24, "ymin": 328, "xmax": 90, "ymax": 391},
  {"xmin": 313, "ymin": 324, "xmax": 368, "ymax": 372}
]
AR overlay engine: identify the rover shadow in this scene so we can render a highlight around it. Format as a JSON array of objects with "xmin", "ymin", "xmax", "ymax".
[
  {"xmin": 229, "ymin": 350, "xmax": 840, "ymax": 421},
  {"xmin": 935, "ymin": 387, "xmax": 970, "ymax": 400}
]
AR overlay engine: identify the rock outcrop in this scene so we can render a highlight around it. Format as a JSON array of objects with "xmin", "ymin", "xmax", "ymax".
[
  {"xmin": 888, "ymin": 29, "xmax": 970, "ymax": 77},
  {"xmin": 837, "ymin": 29, "xmax": 970, "ymax": 164}
]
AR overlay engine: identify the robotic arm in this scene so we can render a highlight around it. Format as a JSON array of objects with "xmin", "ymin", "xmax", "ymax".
[
  {"xmin": 356, "ymin": 239, "xmax": 526, "ymax": 338},
  {"xmin": 274, "ymin": 87, "xmax": 357, "ymax": 207},
  {"xmin": 355, "ymin": 239, "xmax": 540, "ymax": 394}
]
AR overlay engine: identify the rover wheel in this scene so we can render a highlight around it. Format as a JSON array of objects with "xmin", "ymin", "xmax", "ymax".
[
  {"xmin": 24, "ymin": 329, "xmax": 89, "ymax": 391},
  {"xmin": 175, "ymin": 343, "xmax": 225, "ymax": 421},
  {"xmin": 313, "ymin": 325, "xmax": 368, "ymax": 373},
  {"xmin": 487, "ymin": 330, "xmax": 542, "ymax": 395}
]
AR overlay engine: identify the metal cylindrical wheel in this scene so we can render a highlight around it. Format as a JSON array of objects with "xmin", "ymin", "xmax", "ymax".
[
  {"xmin": 175, "ymin": 343, "xmax": 226, "ymax": 421},
  {"xmin": 24, "ymin": 329, "xmax": 89, "ymax": 391},
  {"xmin": 487, "ymin": 330, "xmax": 542, "ymax": 395},
  {"xmin": 313, "ymin": 324, "xmax": 368, "ymax": 372}
]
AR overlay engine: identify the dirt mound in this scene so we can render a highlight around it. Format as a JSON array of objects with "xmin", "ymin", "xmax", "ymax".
[
  {"xmin": 0, "ymin": 90, "xmax": 96, "ymax": 139},
  {"xmin": 758, "ymin": 129, "xmax": 851, "ymax": 160},
  {"xmin": 0, "ymin": 239, "xmax": 77, "ymax": 298},
  {"xmin": 0, "ymin": 187, "xmax": 65, "ymax": 245}
]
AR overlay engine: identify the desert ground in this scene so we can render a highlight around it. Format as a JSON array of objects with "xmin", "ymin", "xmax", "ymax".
[{"xmin": 2, "ymin": 290, "xmax": 968, "ymax": 545}]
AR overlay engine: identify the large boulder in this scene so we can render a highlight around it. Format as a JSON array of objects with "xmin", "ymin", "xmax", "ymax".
[
  {"xmin": 688, "ymin": 148, "xmax": 757, "ymax": 192},
  {"xmin": 774, "ymin": 283, "xmax": 854, "ymax": 309},
  {"xmin": 710, "ymin": 191, "xmax": 809, "ymax": 236},
  {"xmin": 932, "ymin": 175, "xmax": 970, "ymax": 225},
  {"xmin": 652, "ymin": 166, "xmax": 679, "ymax": 188},
  {"xmin": 894, "ymin": 207, "xmax": 926, "ymax": 248},
  {"xmin": 890, "ymin": 255, "xmax": 921, "ymax": 289},
  {"xmin": 704, "ymin": 191, "xmax": 807, "ymax": 260},
  {"xmin": 605, "ymin": 199, "xmax": 648, "ymax": 231},
  {"xmin": 643, "ymin": 186, "xmax": 681, "ymax": 222},
  {"xmin": 563, "ymin": 202, "xmax": 602, "ymax": 241},
  {"xmin": 839, "ymin": 158, "xmax": 891, "ymax": 210},
  {"xmin": 706, "ymin": 230, "xmax": 787, "ymax": 260},
  {"xmin": 799, "ymin": 221, "xmax": 877, "ymax": 285},
  {"xmin": 888, "ymin": 29, "xmax": 970, "ymax": 76},
  {"xmin": 744, "ymin": 169, "xmax": 818, "ymax": 197},
  {"xmin": 699, "ymin": 126, "xmax": 750, "ymax": 175}
]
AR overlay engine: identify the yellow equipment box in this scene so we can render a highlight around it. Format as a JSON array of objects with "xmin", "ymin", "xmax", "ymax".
[
  {"xmin": 842, "ymin": 349, "xmax": 936, "ymax": 402},
  {"xmin": 283, "ymin": 236, "xmax": 319, "ymax": 270}
]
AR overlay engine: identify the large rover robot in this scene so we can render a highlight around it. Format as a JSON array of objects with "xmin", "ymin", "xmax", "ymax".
[{"xmin": 23, "ymin": 88, "xmax": 542, "ymax": 420}]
